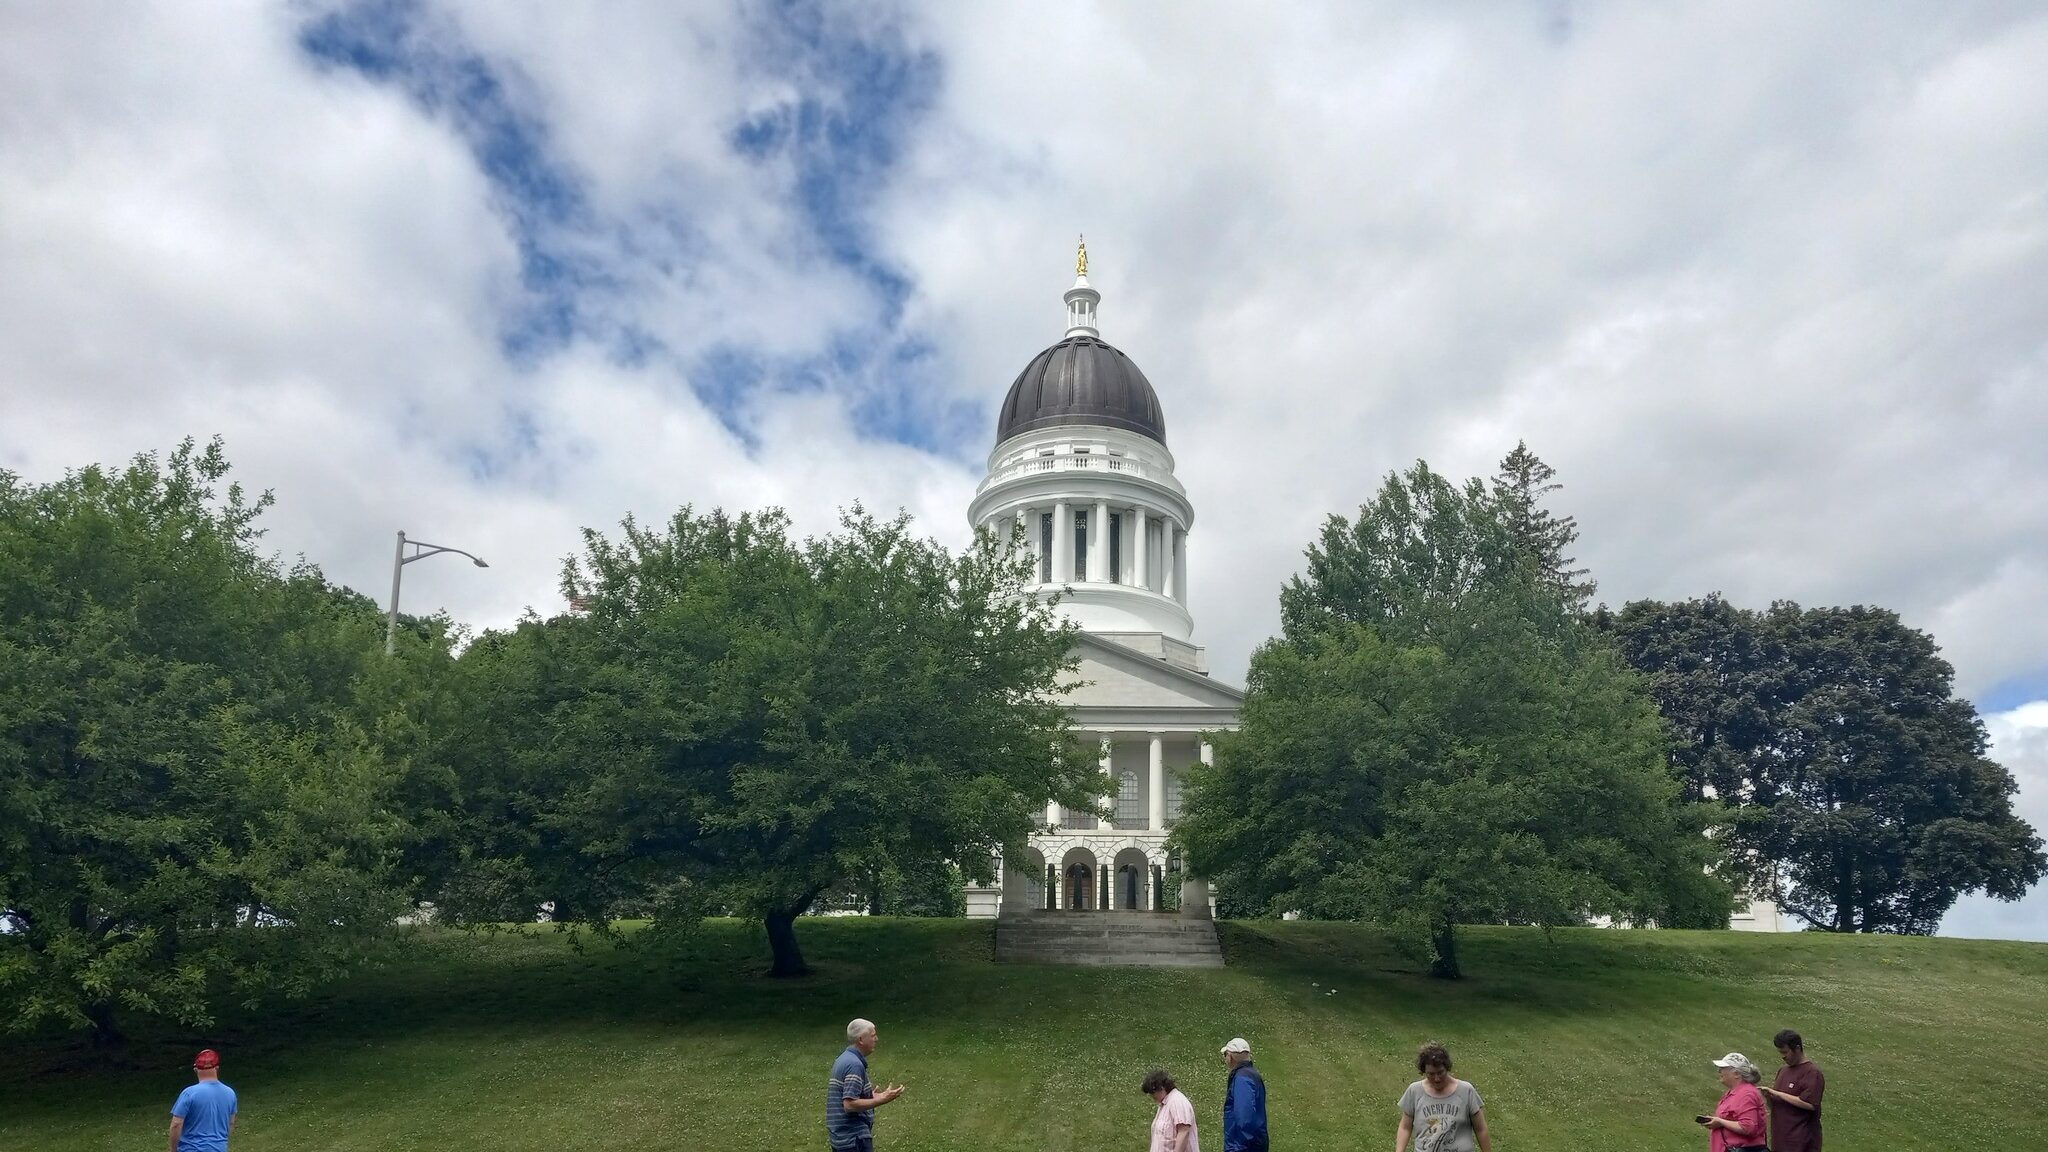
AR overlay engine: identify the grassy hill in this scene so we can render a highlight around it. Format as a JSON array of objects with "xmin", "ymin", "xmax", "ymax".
[{"xmin": 6, "ymin": 918, "xmax": 2044, "ymax": 1151}]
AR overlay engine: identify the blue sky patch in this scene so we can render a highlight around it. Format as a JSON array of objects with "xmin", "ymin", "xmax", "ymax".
[
  {"xmin": 300, "ymin": 0, "xmax": 604, "ymax": 359},
  {"xmin": 1980, "ymin": 667, "xmax": 2048, "ymax": 716},
  {"xmin": 296, "ymin": 1, "xmax": 977, "ymax": 461}
]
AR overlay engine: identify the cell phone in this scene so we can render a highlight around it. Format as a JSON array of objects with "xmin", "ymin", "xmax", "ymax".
[{"xmin": 1694, "ymin": 1115, "xmax": 1712, "ymax": 1125}]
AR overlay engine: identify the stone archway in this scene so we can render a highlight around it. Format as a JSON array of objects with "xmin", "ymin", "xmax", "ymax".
[
  {"xmin": 1112, "ymin": 847, "xmax": 1151, "ymax": 910},
  {"xmin": 1003, "ymin": 846, "xmax": 1047, "ymax": 914},
  {"xmin": 1060, "ymin": 846, "xmax": 1097, "ymax": 912}
]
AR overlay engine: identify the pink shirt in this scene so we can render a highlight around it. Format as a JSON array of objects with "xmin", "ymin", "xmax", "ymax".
[
  {"xmin": 1150, "ymin": 1088, "xmax": 1200, "ymax": 1152},
  {"xmin": 1711, "ymin": 1082, "xmax": 1767, "ymax": 1152}
]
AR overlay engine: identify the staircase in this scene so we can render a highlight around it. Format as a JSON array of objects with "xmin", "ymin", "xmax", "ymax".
[{"xmin": 994, "ymin": 910, "xmax": 1225, "ymax": 968}]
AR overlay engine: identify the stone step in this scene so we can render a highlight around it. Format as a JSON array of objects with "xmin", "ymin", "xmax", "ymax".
[
  {"xmin": 997, "ymin": 924, "xmax": 1219, "ymax": 939},
  {"xmin": 997, "ymin": 933, "xmax": 1220, "ymax": 949},
  {"xmin": 993, "ymin": 914, "xmax": 1225, "ymax": 969},
  {"xmin": 995, "ymin": 914, "xmax": 1204, "ymax": 922},
  {"xmin": 995, "ymin": 950, "xmax": 1226, "ymax": 968}
]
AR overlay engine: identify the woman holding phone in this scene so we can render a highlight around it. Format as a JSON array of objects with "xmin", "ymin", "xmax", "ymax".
[{"xmin": 1698, "ymin": 1053, "xmax": 1768, "ymax": 1152}]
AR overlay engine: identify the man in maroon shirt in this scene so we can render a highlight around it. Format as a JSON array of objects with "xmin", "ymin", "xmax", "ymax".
[{"xmin": 1761, "ymin": 1029, "xmax": 1824, "ymax": 1152}]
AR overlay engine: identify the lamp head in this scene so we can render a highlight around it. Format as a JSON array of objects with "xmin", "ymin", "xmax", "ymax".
[{"xmin": 473, "ymin": 558, "xmax": 489, "ymax": 568}]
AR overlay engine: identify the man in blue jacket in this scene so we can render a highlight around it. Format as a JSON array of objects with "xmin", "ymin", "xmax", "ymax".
[{"xmin": 1221, "ymin": 1037, "xmax": 1268, "ymax": 1152}]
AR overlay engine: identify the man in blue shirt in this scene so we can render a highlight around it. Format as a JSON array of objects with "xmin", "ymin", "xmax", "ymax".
[
  {"xmin": 1221, "ymin": 1036, "xmax": 1268, "ymax": 1152},
  {"xmin": 168, "ymin": 1048, "xmax": 237, "ymax": 1152},
  {"xmin": 828, "ymin": 1018, "xmax": 904, "ymax": 1152}
]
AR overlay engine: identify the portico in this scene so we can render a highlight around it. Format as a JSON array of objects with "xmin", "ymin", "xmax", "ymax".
[{"xmin": 1017, "ymin": 729, "xmax": 1212, "ymax": 912}]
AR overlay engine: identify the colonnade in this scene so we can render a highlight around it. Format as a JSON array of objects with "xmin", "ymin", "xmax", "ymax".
[
  {"xmin": 1042, "ymin": 733, "xmax": 1212, "ymax": 832},
  {"xmin": 1002, "ymin": 500, "xmax": 1187, "ymax": 603}
]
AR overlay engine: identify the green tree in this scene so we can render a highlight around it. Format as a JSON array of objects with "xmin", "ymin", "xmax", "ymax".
[
  {"xmin": 1180, "ymin": 463, "xmax": 1725, "ymax": 977},
  {"xmin": 1492, "ymin": 440, "xmax": 1596, "ymax": 611},
  {"xmin": 0, "ymin": 441, "xmax": 440, "ymax": 1041},
  {"xmin": 1607, "ymin": 597, "xmax": 2046, "ymax": 932},
  {"xmin": 457, "ymin": 506, "xmax": 1096, "ymax": 976}
]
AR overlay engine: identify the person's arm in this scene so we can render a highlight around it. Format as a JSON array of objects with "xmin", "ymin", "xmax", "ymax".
[
  {"xmin": 167, "ymin": 1116, "xmax": 184, "ymax": 1152},
  {"xmin": 1472, "ymin": 1107, "xmax": 1492, "ymax": 1152},
  {"xmin": 1223, "ymin": 1077, "xmax": 1246, "ymax": 1150},
  {"xmin": 844, "ymin": 1083, "xmax": 904, "ymax": 1111},
  {"xmin": 1769, "ymin": 1074, "xmax": 1818, "ymax": 1115},
  {"xmin": 1173, "ymin": 1122, "xmax": 1194, "ymax": 1152},
  {"xmin": 1395, "ymin": 1111, "xmax": 1412, "ymax": 1152},
  {"xmin": 1709, "ymin": 1094, "xmax": 1762, "ymax": 1140},
  {"xmin": 1706, "ymin": 1115, "xmax": 1759, "ymax": 1137},
  {"xmin": 1763, "ymin": 1085, "xmax": 1817, "ymax": 1112}
]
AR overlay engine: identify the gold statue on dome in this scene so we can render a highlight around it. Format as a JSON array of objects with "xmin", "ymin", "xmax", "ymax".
[{"xmin": 1076, "ymin": 235, "xmax": 1088, "ymax": 277}]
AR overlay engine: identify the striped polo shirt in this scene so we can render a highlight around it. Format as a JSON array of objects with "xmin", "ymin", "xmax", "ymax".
[{"xmin": 827, "ymin": 1045, "xmax": 875, "ymax": 1149}]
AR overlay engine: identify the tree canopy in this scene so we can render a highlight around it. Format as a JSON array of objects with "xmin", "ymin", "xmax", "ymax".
[
  {"xmin": 443, "ymin": 506, "xmax": 1097, "ymax": 975},
  {"xmin": 1181, "ymin": 461, "xmax": 1726, "ymax": 977},
  {"xmin": 1605, "ymin": 596, "xmax": 2045, "ymax": 932},
  {"xmin": 0, "ymin": 441, "xmax": 441, "ymax": 1040},
  {"xmin": 1491, "ymin": 440, "xmax": 1596, "ymax": 611}
]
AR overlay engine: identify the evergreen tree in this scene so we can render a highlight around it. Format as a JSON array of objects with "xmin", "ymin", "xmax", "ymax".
[
  {"xmin": 1492, "ymin": 441, "xmax": 1596, "ymax": 611},
  {"xmin": 1181, "ymin": 462, "xmax": 1727, "ymax": 978}
]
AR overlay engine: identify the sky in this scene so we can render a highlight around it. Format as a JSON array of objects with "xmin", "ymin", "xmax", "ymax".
[{"xmin": 3, "ymin": 1, "xmax": 2047, "ymax": 940}]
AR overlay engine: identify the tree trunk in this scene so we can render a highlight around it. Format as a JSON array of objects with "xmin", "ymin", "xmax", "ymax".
[
  {"xmin": 765, "ymin": 910, "xmax": 809, "ymax": 978},
  {"xmin": 86, "ymin": 1002, "xmax": 125, "ymax": 1050},
  {"xmin": 1428, "ymin": 920, "xmax": 1461, "ymax": 980}
]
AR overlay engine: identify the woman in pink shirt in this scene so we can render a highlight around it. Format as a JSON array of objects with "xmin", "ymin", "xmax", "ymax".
[
  {"xmin": 1142, "ymin": 1069, "xmax": 1200, "ymax": 1152},
  {"xmin": 1700, "ymin": 1052, "xmax": 1768, "ymax": 1152}
]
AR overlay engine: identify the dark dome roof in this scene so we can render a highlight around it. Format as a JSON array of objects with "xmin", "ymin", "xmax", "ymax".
[{"xmin": 996, "ymin": 334, "xmax": 1166, "ymax": 446}]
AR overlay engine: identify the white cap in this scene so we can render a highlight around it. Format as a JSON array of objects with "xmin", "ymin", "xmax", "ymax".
[
  {"xmin": 1221, "ymin": 1037, "xmax": 1251, "ymax": 1054},
  {"xmin": 1712, "ymin": 1052, "xmax": 1750, "ymax": 1069}
]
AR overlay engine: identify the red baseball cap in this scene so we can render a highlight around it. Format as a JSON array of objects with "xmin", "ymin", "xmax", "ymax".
[{"xmin": 193, "ymin": 1049, "xmax": 221, "ymax": 1070}]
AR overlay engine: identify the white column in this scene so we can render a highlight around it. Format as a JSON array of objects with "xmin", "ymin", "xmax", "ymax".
[
  {"xmin": 1148, "ymin": 735, "xmax": 1165, "ymax": 831},
  {"xmin": 1160, "ymin": 520, "xmax": 1177, "ymax": 600},
  {"xmin": 1046, "ymin": 797, "xmax": 1060, "ymax": 827},
  {"xmin": 1132, "ymin": 506, "xmax": 1150, "ymax": 591},
  {"xmin": 1099, "ymin": 736, "xmax": 1115, "ymax": 829},
  {"xmin": 1090, "ymin": 500, "xmax": 1109, "ymax": 581},
  {"xmin": 1172, "ymin": 527, "xmax": 1188, "ymax": 605},
  {"xmin": 1119, "ymin": 508, "xmax": 1134, "ymax": 584},
  {"xmin": 1053, "ymin": 500, "xmax": 1072, "ymax": 582},
  {"xmin": 1018, "ymin": 505, "xmax": 1035, "ymax": 578},
  {"xmin": 1200, "ymin": 740, "xmax": 1214, "ymax": 768}
]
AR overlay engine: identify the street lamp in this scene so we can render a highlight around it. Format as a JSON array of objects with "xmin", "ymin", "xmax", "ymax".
[{"xmin": 385, "ymin": 530, "xmax": 489, "ymax": 655}]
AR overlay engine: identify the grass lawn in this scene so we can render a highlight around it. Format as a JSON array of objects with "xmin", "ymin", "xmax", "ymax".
[{"xmin": 6, "ymin": 918, "xmax": 2044, "ymax": 1151}]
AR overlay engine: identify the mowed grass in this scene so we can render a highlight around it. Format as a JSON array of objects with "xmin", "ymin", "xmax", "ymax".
[{"xmin": 6, "ymin": 918, "xmax": 2045, "ymax": 1151}]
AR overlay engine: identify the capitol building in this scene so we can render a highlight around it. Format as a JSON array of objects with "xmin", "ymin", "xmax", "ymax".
[
  {"xmin": 960, "ymin": 245, "xmax": 1786, "ymax": 935},
  {"xmin": 963, "ymin": 246, "xmax": 1242, "ymax": 920}
]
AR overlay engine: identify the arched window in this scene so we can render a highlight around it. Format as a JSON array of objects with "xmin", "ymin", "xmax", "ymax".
[
  {"xmin": 1115, "ymin": 771, "xmax": 1142, "ymax": 829},
  {"xmin": 1165, "ymin": 772, "xmax": 1185, "ymax": 825}
]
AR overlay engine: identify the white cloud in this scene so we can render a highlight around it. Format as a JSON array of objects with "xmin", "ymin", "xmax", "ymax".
[
  {"xmin": 4, "ymin": 3, "xmax": 2048, "ymax": 934},
  {"xmin": 0, "ymin": 2, "xmax": 965, "ymax": 635},
  {"xmin": 881, "ymin": 4, "xmax": 2048, "ymax": 700}
]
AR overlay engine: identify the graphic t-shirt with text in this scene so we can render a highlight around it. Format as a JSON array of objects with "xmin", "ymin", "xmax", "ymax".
[{"xmin": 1398, "ymin": 1079, "xmax": 1483, "ymax": 1152}]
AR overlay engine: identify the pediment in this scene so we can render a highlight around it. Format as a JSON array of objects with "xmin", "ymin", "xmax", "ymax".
[{"xmin": 1054, "ymin": 633, "xmax": 1244, "ymax": 716}]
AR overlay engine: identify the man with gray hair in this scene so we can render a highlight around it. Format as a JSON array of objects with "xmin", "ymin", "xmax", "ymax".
[{"xmin": 828, "ymin": 1018, "xmax": 904, "ymax": 1152}]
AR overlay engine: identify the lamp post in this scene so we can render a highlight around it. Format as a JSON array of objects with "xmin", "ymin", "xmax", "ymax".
[{"xmin": 385, "ymin": 530, "xmax": 489, "ymax": 655}]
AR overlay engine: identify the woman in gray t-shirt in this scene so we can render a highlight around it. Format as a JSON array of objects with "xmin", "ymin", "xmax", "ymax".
[{"xmin": 1396, "ymin": 1041, "xmax": 1492, "ymax": 1152}]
